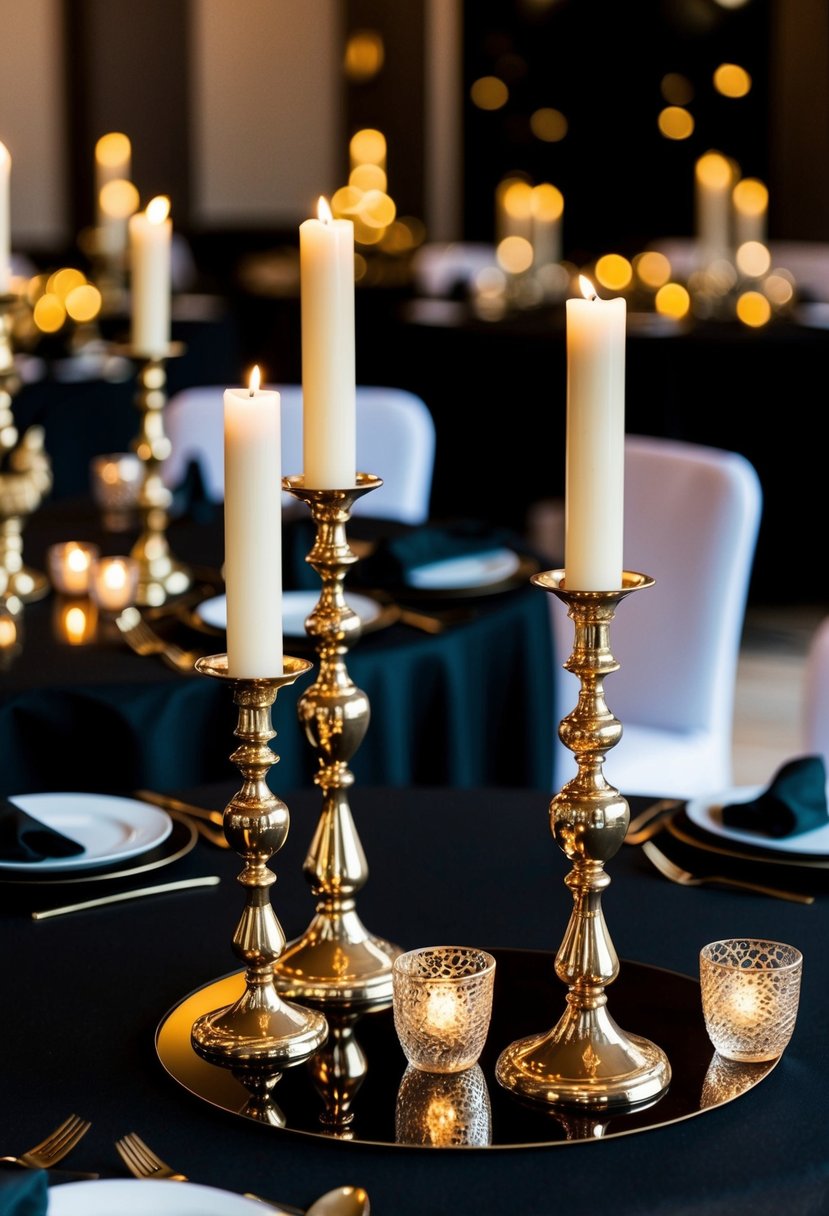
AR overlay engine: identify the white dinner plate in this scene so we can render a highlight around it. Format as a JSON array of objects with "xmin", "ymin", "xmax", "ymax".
[
  {"xmin": 194, "ymin": 590, "xmax": 384, "ymax": 636},
  {"xmin": 47, "ymin": 1178, "xmax": 276, "ymax": 1215},
  {"xmin": 405, "ymin": 547, "xmax": 521, "ymax": 591},
  {"xmin": 685, "ymin": 785, "xmax": 829, "ymax": 856},
  {"xmin": 0, "ymin": 792, "xmax": 172, "ymax": 874}
]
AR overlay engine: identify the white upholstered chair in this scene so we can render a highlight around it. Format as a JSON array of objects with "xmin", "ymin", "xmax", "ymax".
[
  {"xmin": 162, "ymin": 384, "xmax": 436, "ymax": 524},
  {"xmin": 549, "ymin": 435, "xmax": 763, "ymax": 798},
  {"xmin": 803, "ymin": 615, "xmax": 829, "ymax": 771}
]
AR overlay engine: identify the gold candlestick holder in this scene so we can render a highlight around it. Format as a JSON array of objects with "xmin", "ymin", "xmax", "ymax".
[
  {"xmin": 190, "ymin": 652, "xmax": 328, "ymax": 1068},
  {"xmin": 0, "ymin": 293, "xmax": 52, "ymax": 608},
  {"xmin": 123, "ymin": 343, "xmax": 192, "ymax": 607},
  {"xmin": 273, "ymin": 473, "xmax": 402, "ymax": 1007},
  {"xmin": 495, "ymin": 569, "xmax": 672, "ymax": 1110}
]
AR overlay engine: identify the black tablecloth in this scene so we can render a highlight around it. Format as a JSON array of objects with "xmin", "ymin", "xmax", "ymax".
[{"xmin": 0, "ymin": 785, "xmax": 825, "ymax": 1215}]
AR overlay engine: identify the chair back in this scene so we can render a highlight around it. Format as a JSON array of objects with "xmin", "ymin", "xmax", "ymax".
[
  {"xmin": 550, "ymin": 434, "xmax": 763, "ymax": 795},
  {"xmin": 803, "ymin": 615, "xmax": 829, "ymax": 771},
  {"xmin": 163, "ymin": 383, "xmax": 435, "ymax": 524}
]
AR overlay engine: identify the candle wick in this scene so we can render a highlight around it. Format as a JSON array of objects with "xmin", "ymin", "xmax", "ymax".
[{"xmin": 589, "ymin": 291, "xmax": 598, "ymax": 301}]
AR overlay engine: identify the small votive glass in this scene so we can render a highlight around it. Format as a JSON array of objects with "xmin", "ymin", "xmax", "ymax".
[
  {"xmin": 699, "ymin": 938, "xmax": 803, "ymax": 1062},
  {"xmin": 89, "ymin": 555, "xmax": 139, "ymax": 613},
  {"xmin": 392, "ymin": 946, "xmax": 496, "ymax": 1074},
  {"xmin": 46, "ymin": 541, "xmax": 100, "ymax": 596},
  {"xmin": 89, "ymin": 452, "xmax": 143, "ymax": 531}
]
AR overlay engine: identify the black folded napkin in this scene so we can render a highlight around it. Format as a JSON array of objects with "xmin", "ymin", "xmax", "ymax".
[
  {"xmin": 0, "ymin": 800, "xmax": 85, "ymax": 863},
  {"xmin": 352, "ymin": 519, "xmax": 517, "ymax": 589},
  {"xmin": 721, "ymin": 755, "xmax": 829, "ymax": 839},
  {"xmin": 0, "ymin": 1163, "xmax": 48, "ymax": 1216}
]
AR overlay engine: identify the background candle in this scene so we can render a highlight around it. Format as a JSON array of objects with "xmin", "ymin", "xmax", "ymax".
[
  {"xmin": 129, "ymin": 194, "xmax": 172, "ymax": 356},
  {"xmin": 564, "ymin": 278, "xmax": 626, "ymax": 591},
  {"xmin": 95, "ymin": 132, "xmax": 131, "ymax": 223},
  {"xmin": 0, "ymin": 141, "xmax": 10, "ymax": 294},
  {"xmin": 223, "ymin": 368, "xmax": 284, "ymax": 677},
  {"xmin": 299, "ymin": 196, "xmax": 356, "ymax": 488},
  {"xmin": 695, "ymin": 151, "xmax": 734, "ymax": 268}
]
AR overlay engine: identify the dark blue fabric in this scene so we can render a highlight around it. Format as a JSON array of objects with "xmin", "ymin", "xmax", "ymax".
[
  {"xmin": 0, "ymin": 1166, "xmax": 48, "ymax": 1216},
  {"xmin": 722, "ymin": 755, "xmax": 829, "ymax": 838}
]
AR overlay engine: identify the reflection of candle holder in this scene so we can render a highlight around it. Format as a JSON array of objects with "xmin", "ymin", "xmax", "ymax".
[
  {"xmin": 119, "ymin": 343, "xmax": 191, "ymax": 608},
  {"xmin": 52, "ymin": 596, "xmax": 99, "ymax": 646},
  {"xmin": 307, "ymin": 1006, "xmax": 377, "ymax": 1138},
  {"xmin": 229, "ymin": 1062, "xmax": 287, "ymax": 1127},
  {"xmin": 0, "ymin": 293, "xmax": 51, "ymax": 607},
  {"xmin": 272, "ymin": 474, "xmax": 402, "ymax": 1008},
  {"xmin": 0, "ymin": 598, "xmax": 22, "ymax": 668},
  {"xmin": 189, "ymin": 653, "xmax": 328, "ymax": 1069},
  {"xmin": 395, "ymin": 1063, "xmax": 492, "ymax": 1147},
  {"xmin": 495, "ymin": 571, "xmax": 672, "ymax": 1110},
  {"xmin": 700, "ymin": 1051, "xmax": 777, "ymax": 1108},
  {"xmin": 699, "ymin": 938, "xmax": 803, "ymax": 1062}
]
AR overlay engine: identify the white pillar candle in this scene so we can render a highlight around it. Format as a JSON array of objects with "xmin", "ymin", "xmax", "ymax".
[
  {"xmin": 223, "ymin": 367, "xmax": 284, "ymax": 677},
  {"xmin": 0, "ymin": 141, "xmax": 10, "ymax": 295},
  {"xmin": 129, "ymin": 195, "xmax": 172, "ymax": 357},
  {"xmin": 299, "ymin": 197, "xmax": 356, "ymax": 488},
  {"xmin": 564, "ymin": 277, "xmax": 626, "ymax": 591},
  {"xmin": 531, "ymin": 183, "xmax": 564, "ymax": 268},
  {"xmin": 694, "ymin": 151, "xmax": 734, "ymax": 269}
]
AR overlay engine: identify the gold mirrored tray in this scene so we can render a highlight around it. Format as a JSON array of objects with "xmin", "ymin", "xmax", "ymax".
[{"xmin": 155, "ymin": 947, "xmax": 779, "ymax": 1148}]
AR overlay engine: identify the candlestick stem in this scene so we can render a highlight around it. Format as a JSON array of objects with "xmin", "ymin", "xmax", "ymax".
[
  {"xmin": 495, "ymin": 570, "xmax": 672, "ymax": 1110},
  {"xmin": 272, "ymin": 473, "xmax": 402, "ymax": 1007},
  {"xmin": 190, "ymin": 653, "xmax": 328, "ymax": 1067}
]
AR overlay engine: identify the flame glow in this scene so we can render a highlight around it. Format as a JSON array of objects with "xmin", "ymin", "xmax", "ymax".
[
  {"xmin": 248, "ymin": 365, "xmax": 261, "ymax": 394},
  {"xmin": 146, "ymin": 195, "xmax": 170, "ymax": 224},
  {"xmin": 579, "ymin": 275, "xmax": 597, "ymax": 300},
  {"xmin": 317, "ymin": 195, "xmax": 333, "ymax": 223}
]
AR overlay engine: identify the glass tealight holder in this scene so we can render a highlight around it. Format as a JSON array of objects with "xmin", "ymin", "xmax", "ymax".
[
  {"xmin": 699, "ymin": 938, "xmax": 803, "ymax": 1063},
  {"xmin": 88, "ymin": 555, "xmax": 139, "ymax": 613},
  {"xmin": 46, "ymin": 541, "xmax": 100, "ymax": 597},
  {"xmin": 392, "ymin": 946, "xmax": 496, "ymax": 1074},
  {"xmin": 395, "ymin": 1062, "xmax": 492, "ymax": 1147},
  {"xmin": 89, "ymin": 451, "xmax": 143, "ymax": 532}
]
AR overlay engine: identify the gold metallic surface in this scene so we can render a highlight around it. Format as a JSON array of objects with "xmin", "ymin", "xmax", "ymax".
[
  {"xmin": 123, "ymin": 345, "xmax": 192, "ymax": 608},
  {"xmin": 190, "ymin": 654, "xmax": 328, "ymax": 1067},
  {"xmin": 273, "ymin": 476, "xmax": 401, "ymax": 1007},
  {"xmin": 495, "ymin": 570, "xmax": 672, "ymax": 1110}
]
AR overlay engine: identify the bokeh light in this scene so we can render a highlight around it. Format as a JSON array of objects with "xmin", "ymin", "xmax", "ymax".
[
  {"xmin": 736, "ymin": 290, "xmax": 771, "ymax": 327},
  {"xmin": 634, "ymin": 251, "xmax": 672, "ymax": 289},
  {"xmin": 343, "ymin": 29, "xmax": 384, "ymax": 82},
  {"xmin": 530, "ymin": 107, "xmax": 568, "ymax": 141},
  {"xmin": 595, "ymin": 253, "xmax": 633, "ymax": 291},
  {"xmin": 660, "ymin": 73, "xmax": 694, "ymax": 105},
  {"xmin": 658, "ymin": 106, "xmax": 694, "ymax": 140},
  {"xmin": 95, "ymin": 132, "xmax": 131, "ymax": 167},
  {"xmin": 763, "ymin": 271, "xmax": 795, "ymax": 306},
  {"xmin": 713, "ymin": 63, "xmax": 752, "ymax": 98},
  {"xmin": 496, "ymin": 236, "xmax": 534, "ymax": 275},
  {"xmin": 696, "ymin": 151, "xmax": 733, "ymax": 189},
  {"xmin": 350, "ymin": 163, "xmax": 387, "ymax": 193},
  {"xmin": 735, "ymin": 241, "xmax": 771, "ymax": 279},
  {"xmin": 350, "ymin": 128, "xmax": 386, "ymax": 167},
  {"xmin": 655, "ymin": 282, "xmax": 691, "ymax": 319},
  {"xmin": 470, "ymin": 76, "xmax": 509, "ymax": 111},
  {"xmin": 66, "ymin": 283, "xmax": 103, "ymax": 323},
  {"xmin": 733, "ymin": 177, "xmax": 768, "ymax": 218},
  {"xmin": 99, "ymin": 178, "xmax": 140, "ymax": 219},
  {"xmin": 33, "ymin": 293, "xmax": 66, "ymax": 333},
  {"xmin": 531, "ymin": 183, "xmax": 564, "ymax": 220}
]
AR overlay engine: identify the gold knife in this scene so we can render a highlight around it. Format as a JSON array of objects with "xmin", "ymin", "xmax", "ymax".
[
  {"xmin": 32, "ymin": 875, "xmax": 221, "ymax": 920},
  {"xmin": 624, "ymin": 799, "xmax": 683, "ymax": 845},
  {"xmin": 134, "ymin": 789, "xmax": 225, "ymax": 826}
]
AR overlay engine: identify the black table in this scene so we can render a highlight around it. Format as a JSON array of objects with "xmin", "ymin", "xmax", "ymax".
[{"xmin": 0, "ymin": 785, "xmax": 825, "ymax": 1215}]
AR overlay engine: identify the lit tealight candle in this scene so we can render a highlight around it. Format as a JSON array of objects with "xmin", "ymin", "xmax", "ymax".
[
  {"xmin": 89, "ymin": 555, "xmax": 139, "ymax": 612},
  {"xmin": 47, "ymin": 542, "xmax": 101, "ymax": 596},
  {"xmin": 426, "ymin": 987, "xmax": 460, "ymax": 1032}
]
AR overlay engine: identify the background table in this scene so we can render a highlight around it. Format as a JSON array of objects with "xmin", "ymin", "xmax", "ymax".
[{"xmin": 0, "ymin": 785, "xmax": 825, "ymax": 1216}]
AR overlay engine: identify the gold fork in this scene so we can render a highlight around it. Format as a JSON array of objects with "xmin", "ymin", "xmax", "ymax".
[
  {"xmin": 641, "ymin": 839, "xmax": 814, "ymax": 905},
  {"xmin": 115, "ymin": 1132, "xmax": 187, "ymax": 1181},
  {"xmin": 0, "ymin": 1114, "xmax": 92, "ymax": 1169},
  {"xmin": 116, "ymin": 607, "xmax": 203, "ymax": 673}
]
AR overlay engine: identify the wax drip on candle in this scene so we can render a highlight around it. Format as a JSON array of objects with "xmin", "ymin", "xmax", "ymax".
[
  {"xmin": 579, "ymin": 274, "xmax": 599, "ymax": 302},
  {"xmin": 249, "ymin": 364, "xmax": 260, "ymax": 397},
  {"xmin": 318, "ymin": 195, "xmax": 333, "ymax": 225}
]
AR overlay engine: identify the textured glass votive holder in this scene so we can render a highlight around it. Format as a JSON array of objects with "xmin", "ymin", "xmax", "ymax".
[
  {"xmin": 46, "ymin": 541, "xmax": 100, "ymax": 596},
  {"xmin": 392, "ymin": 946, "xmax": 496, "ymax": 1074},
  {"xmin": 699, "ymin": 938, "xmax": 803, "ymax": 1063},
  {"xmin": 89, "ymin": 451, "xmax": 143, "ymax": 531},
  {"xmin": 88, "ymin": 554, "xmax": 139, "ymax": 612}
]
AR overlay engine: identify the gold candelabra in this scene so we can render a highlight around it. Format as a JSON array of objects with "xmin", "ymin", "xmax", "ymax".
[
  {"xmin": 124, "ymin": 344, "xmax": 191, "ymax": 607},
  {"xmin": 0, "ymin": 293, "xmax": 51, "ymax": 609},
  {"xmin": 495, "ymin": 569, "xmax": 672, "ymax": 1110},
  {"xmin": 190, "ymin": 652, "xmax": 328, "ymax": 1069},
  {"xmin": 272, "ymin": 473, "xmax": 402, "ymax": 1007}
]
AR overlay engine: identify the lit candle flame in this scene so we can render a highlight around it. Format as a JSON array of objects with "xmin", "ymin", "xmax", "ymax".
[
  {"xmin": 0, "ymin": 142, "xmax": 9, "ymax": 168},
  {"xmin": 579, "ymin": 274, "xmax": 598, "ymax": 301},
  {"xmin": 146, "ymin": 195, "xmax": 170, "ymax": 224},
  {"xmin": 248, "ymin": 364, "xmax": 261, "ymax": 396},
  {"xmin": 317, "ymin": 195, "xmax": 333, "ymax": 223}
]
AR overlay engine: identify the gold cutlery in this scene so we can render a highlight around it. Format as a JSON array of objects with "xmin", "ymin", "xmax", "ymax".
[
  {"xmin": 116, "ymin": 606, "xmax": 204, "ymax": 673},
  {"xmin": 31, "ymin": 875, "xmax": 221, "ymax": 920},
  {"xmin": 641, "ymin": 839, "xmax": 815, "ymax": 904},
  {"xmin": 624, "ymin": 799, "xmax": 683, "ymax": 845},
  {"xmin": 666, "ymin": 814, "xmax": 829, "ymax": 870},
  {"xmin": 134, "ymin": 790, "xmax": 229, "ymax": 848},
  {"xmin": 0, "ymin": 1114, "xmax": 92, "ymax": 1169}
]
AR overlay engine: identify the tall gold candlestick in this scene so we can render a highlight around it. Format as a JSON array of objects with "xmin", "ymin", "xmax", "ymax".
[
  {"xmin": 190, "ymin": 653, "xmax": 328, "ymax": 1068},
  {"xmin": 125, "ymin": 343, "xmax": 191, "ymax": 607},
  {"xmin": 273, "ymin": 473, "xmax": 401, "ymax": 1007},
  {"xmin": 495, "ymin": 570, "xmax": 671, "ymax": 1110},
  {"xmin": 0, "ymin": 293, "xmax": 51, "ymax": 607}
]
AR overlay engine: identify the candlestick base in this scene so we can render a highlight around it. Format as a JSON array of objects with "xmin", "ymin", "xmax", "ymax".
[{"xmin": 495, "ymin": 570, "xmax": 671, "ymax": 1111}]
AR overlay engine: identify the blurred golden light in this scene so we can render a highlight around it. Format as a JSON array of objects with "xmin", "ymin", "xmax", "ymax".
[
  {"xmin": 343, "ymin": 29, "xmax": 385, "ymax": 82},
  {"xmin": 660, "ymin": 73, "xmax": 694, "ymax": 105},
  {"xmin": 399, "ymin": 215, "xmax": 426, "ymax": 247},
  {"xmin": 331, "ymin": 185, "xmax": 364, "ymax": 215},
  {"xmin": 358, "ymin": 189, "xmax": 396, "ymax": 229},
  {"xmin": 350, "ymin": 163, "xmax": 387, "ymax": 192},
  {"xmin": 635, "ymin": 250, "xmax": 672, "ymax": 288},
  {"xmin": 33, "ymin": 293, "xmax": 66, "ymax": 333},
  {"xmin": 249, "ymin": 364, "xmax": 261, "ymax": 393},
  {"xmin": 531, "ymin": 183, "xmax": 564, "ymax": 220},
  {"xmin": 530, "ymin": 107, "xmax": 568, "ymax": 142},
  {"xmin": 95, "ymin": 131, "xmax": 131, "ymax": 167},
  {"xmin": 713, "ymin": 0, "xmax": 750, "ymax": 7},
  {"xmin": 496, "ymin": 236, "xmax": 533, "ymax": 275},
  {"xmin": 733, "ymin": 177, "xmax": 768, "ymax": 217},
  {"xmin": 146, "ymin": 195, "xmax": 170, "ymax": 224},
  {"xmin": 595, "ymin": 253, "xmax": 633, "ymax": 291},
  {"xmin": 655, "ymin": 282, "xmax": 691, "ymax": 319},
  {"xmin": 58, "ymin": 601, "xmax": 98, "ymax": 646},
  {"xmin": 354, "ymin": 252, "xmax": 368, "ymax": 281},
  {"xmin": 26, "ymin": 273, "xmax": 49, "ymax": 304},
  {"xmin": 696, "ymin": 151, "xmax": 733, "ymax": 189},
  {"xmin": 99, "ymin": 178, "xmax": 140, "ymax": 219},
  {"xmin": 579, "ymin": 274, "xmax": 596, "ymax": 300},
  {"xmin": 66, "ymin": 283, "xmax": 102, "ymax": 322},
  {"xmin": 352, "ymin": 216, "xmax": 383, "ymax": 246},
  {"xmin": 658, "ymin": 106, "xmax": 694, "ymax": 140},
  {"xmin": 379, "ymin": 221, "xmax": 415, "ymax": 254},
  {"xmin": 0, "ymin": 613, "xmax": 16, "ymax": 648},
  {"xmin": 735, "ymin": 241, "xmax": 771, "ymax": 278},
  {"xmin": 350, "ymin": 128, "xmax": 386, "ymax": 167},
  {"xmin": 714, "ymin": 63, "xmax": 751, "ymax": 98},
  {"xmin": 47, "ymin": 267, "xmax": 86, "ymax": 299},
  {"xmin": 470, "ymin": 76, "xmax": 509, "ymax": 111},
  {"xmin": 763, "ymin": 272, "xmax": 795, "ymax": 306},
  {"xmin": 736, "ymin": 290, "xmax": 771, "ymax": 327},
  {"xmin": 503, "ymin": 180, "xmax": 533, "ymax": 220}
]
